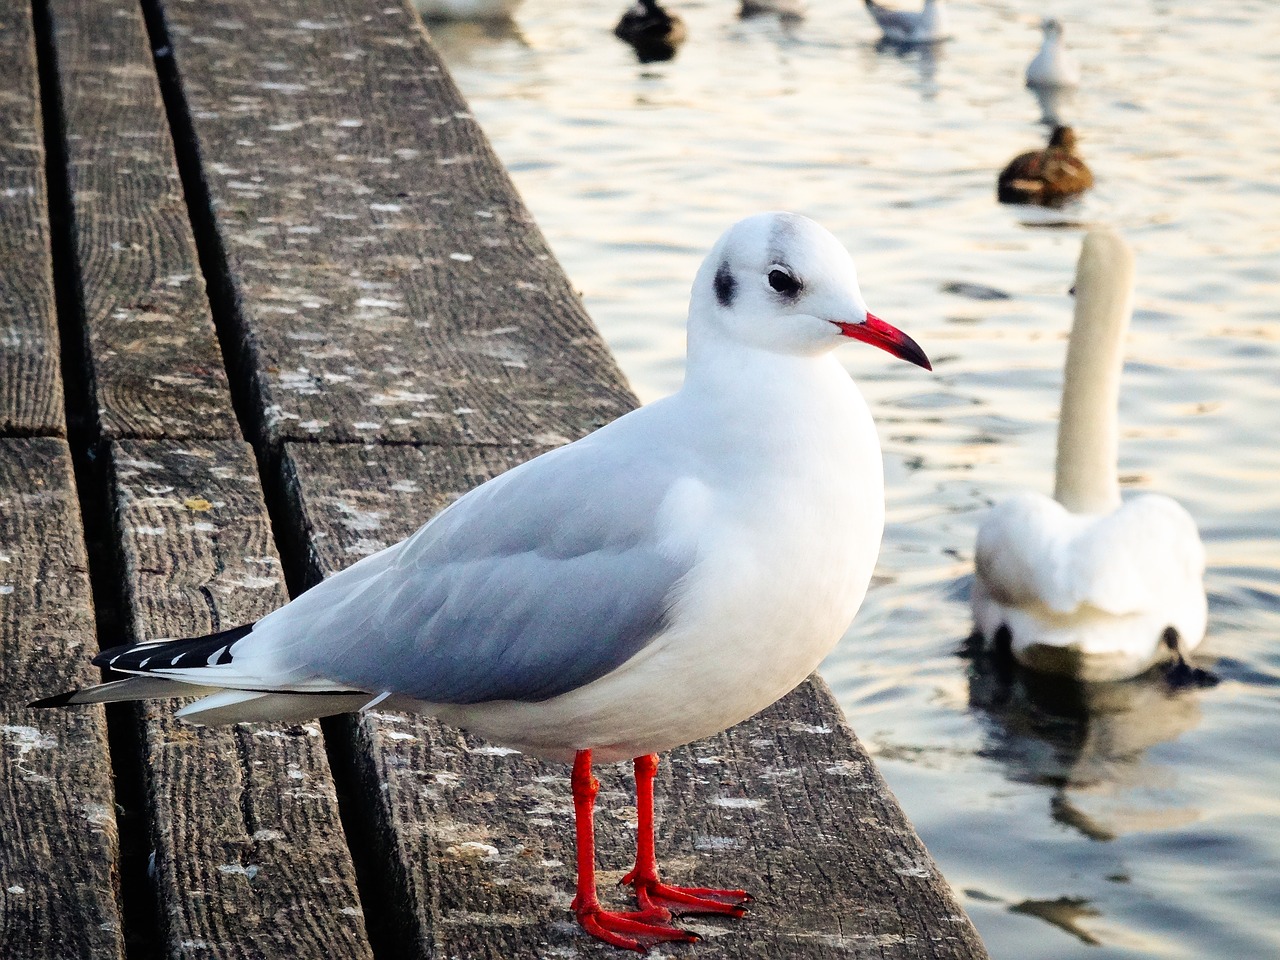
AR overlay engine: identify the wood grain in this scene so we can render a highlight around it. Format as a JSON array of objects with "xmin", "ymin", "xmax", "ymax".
[
  {"xmin": 109, "ymin": 439, "xmax": 373, "ymax": 960},
  {"xmin": 280, "ymin": 441, "xmax": 990, "ymax": 959},
  {"xmin": 157, "ymin": 0, "xmax": 635, "ymax": 448},
  {"xmin": 0, "ymin": 4, "xmax": 63, "ymax": 437},
  {"xmin": 0, "ymin": 439, "xmax": 122, "ymax": 959},
  {"xmin": 44, "ymin": 0, "xmax": 240, "ymax": 441}
]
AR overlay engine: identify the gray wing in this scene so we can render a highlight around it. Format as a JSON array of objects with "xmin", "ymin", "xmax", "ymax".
[{"xmin": 260, "ymin": 431, "xmax": 693, "ymax": 704}]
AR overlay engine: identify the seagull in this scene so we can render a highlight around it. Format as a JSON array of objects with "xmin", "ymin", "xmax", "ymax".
[
  {"xmin": 863, "ymin": 0, "xmax": 950, "ymax": 45},
  {"xmin": 1024, "ymin": 18, "xmax": 1080, "ymax": 124},
  {"xmin": 997, "ymin": 125, "xmax": 1093, "ymax": 205},
  {"xmin": 614, "ymin": 0, "xmax": 687, "ymax": 63},
  {"xmin": 1025, "ymin": 17, "xmax": 1080, "ymax": 89},
  {"xmin": 972, "ymin": 229, "xmax": 1207, "ymax": 683},
  {"xmin": 35, "ymin": 212, "xmax": 932, "ymax": 951}
]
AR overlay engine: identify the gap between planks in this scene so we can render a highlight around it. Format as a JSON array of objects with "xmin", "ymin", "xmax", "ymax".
[{"xmin": 28, "ymin": 0, "xmax": 162, "ymax": 953}]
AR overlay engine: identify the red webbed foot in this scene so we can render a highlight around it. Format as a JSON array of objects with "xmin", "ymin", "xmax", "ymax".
[
  {"xmin": 622, "ymin": 870, "xmax": 752, "ymax": 918},
  {"xmin": 574, "ymin": 900, "xmax": 699, "ymax": 952},
  {"xmin": 570, "ymin": 751, "xmax": 704, "ymax": 950}
]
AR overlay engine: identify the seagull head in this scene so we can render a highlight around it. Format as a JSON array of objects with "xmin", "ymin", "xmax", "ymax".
[
  {"xmin": 1040, "ymin": 17, "xmax": 1064, "ymax": 37},
  {"xmin": 689, "ymin": 212, "xmax": 930, "ymax": 369}
]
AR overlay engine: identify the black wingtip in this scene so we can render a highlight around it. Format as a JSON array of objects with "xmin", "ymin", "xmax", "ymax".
[
  {"xmin": 90, "ymin": 621, "xmax": 256, "ymax": 671},
  {"xmin": 91, "ymin": 643, "xmax": 133, "ymax": 669},
  {"xmin": 29, "ymin": 690, "xmax": 82, "ymax": 709}
]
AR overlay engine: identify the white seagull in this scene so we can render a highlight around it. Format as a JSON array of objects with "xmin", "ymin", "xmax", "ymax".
[
  {"xmin": 863, "ymin": 0, "xmax": 950, "ymax": 45},
  {"xmin": 972, "ymin": 230, "xmax": 1207, "ymax": 683},
  {"xmin": 37, "ymin": 212, "xmax": 931, "ymax": 951},
  {"xmin": 1026, "ymin": 17, "xmax": 1080, "ymax": 89}
]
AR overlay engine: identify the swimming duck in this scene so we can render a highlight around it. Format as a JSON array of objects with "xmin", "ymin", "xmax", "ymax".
[
  {"xmin": 1026, "ymin": 18, "xmax": 1080, "ymax": 89},
  {"xmin": 864, "ymin": 0, "xmax": 950, "ymax": 45},
  {"xmin": 997, "ymin": 125, "xmax": 1093, "ymax": 205},
  {"xmin": 615, "ymin": 0, "xmax": 687, "ymax": 62},
  {"xmin": 972, "ymin": 230, "xmax": 1207, "ymax": 683}
]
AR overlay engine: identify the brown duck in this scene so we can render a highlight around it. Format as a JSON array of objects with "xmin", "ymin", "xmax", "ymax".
[{"xmin": 998, "ymin": 126, "xmax": 1093, "ymax": 205}]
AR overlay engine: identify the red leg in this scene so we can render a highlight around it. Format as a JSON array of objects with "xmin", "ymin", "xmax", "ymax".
[
  {"xmin": 621, "ymin": 754, "xmax": 752, "ymax": 918},
  {"xmin": 570, "ymin": 749, "xmax": 698, "ymax": 951}
]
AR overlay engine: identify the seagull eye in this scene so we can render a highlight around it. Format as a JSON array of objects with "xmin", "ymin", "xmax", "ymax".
[{"xmin": 768, "ymin": 268, "xmax": 801, "ymax": 298}]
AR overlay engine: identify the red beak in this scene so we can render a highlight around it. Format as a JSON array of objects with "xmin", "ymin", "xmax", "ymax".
[{"xmin": 833, "ymin": 313, "xmax": 932, "ymax": 371}]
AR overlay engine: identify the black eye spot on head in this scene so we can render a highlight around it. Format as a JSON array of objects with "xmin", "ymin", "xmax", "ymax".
[
  {"xmin": 768, "ymin": 267, "xmax": 802, "ymax": 299},
  {"xmin": 714, "ymin": 261, "xmax": 736, "ymax": 308}
]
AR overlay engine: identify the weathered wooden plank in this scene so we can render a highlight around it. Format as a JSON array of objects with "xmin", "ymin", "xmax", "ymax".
[
  {"xmin": 44, "ymin": 0, "xmax": 240, "ymax": 441},
  {"xmin": 158, "ymin": 0, "xmax": 635, "ymax": 447},
  {"xmin": 0, "ymin": 438, "xmax": 122, "ymax": 959},
  {"xmin": 0, "ymin": 5, "xmax": 63, "ymax": 437},
  {"xmin": 109, "ymin": 439, "xmax": 372, "ymax": 960},
  {"xmin": 281, "ymin": 441, "xmax": 989, "ymax": 958}
]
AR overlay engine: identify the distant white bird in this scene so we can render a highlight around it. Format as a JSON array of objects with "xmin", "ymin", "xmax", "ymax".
[
  {"xmin": 864, "ymin": 0, "xmax": 950, "ymax": 44},
  {"xmin": 1026, "ymin": 17, "xmax": 1080, "ymax": 89},
  {"xmin": 972, "ymin": 230, "xmax": 1207, "ymax": 683},
  {"xmin": 412, "ymin": 0, "xmax": 521, "ymax": 21},
  {"xmin": 38, "ymin": 212, "xmax": 931, "ymax": 950}
]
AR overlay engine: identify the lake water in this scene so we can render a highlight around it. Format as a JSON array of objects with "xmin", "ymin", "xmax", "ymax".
[{"xmin": 423, "ymin": 2, "xmax": 1280, "ymax": 957}]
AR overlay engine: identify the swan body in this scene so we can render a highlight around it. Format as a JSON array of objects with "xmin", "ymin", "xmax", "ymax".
[
  {"xmin": 1026, "ymin": 18, "xmax": 1080, "ymax": 89},
  {"xmin": 864, "ymin": 0, "xmax": 950, "ymax": 44},
  {"xmin": 972, "ymin": 230, "xmax": 1207, "ymax": 682},
  {"xmin": 973, "ymin": 492, "xmax": 1206, "ymax": 681}
]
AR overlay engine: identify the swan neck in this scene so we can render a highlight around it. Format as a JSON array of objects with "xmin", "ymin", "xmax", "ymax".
[{"xmin": 1053, "ymin": 274, "xmax": 1132, "ymax": 514}]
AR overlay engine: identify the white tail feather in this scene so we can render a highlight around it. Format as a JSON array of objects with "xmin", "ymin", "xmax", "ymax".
[{"xmin": 175, "ymin": 690, "xmax": 373, "ymax": 726}]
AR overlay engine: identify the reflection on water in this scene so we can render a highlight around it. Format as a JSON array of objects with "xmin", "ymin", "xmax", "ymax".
[
  {"xmin": 874, "ymin": 36, "xmax": 946, "ymax": 97},
  {"xmin": 426, "ymin": 2, "xmax": 1280, "ymax": 958},
  {"xmin": 423, "ymin": 15, "xmax": 527, "ymax": 61},
  {"xmin": 1030, "ymin": 83, "xmax": 1077, "ymax": 127},
  {"xmin": 1011, "ymin": 896, "xmax": 1104, "ymax": 947},
  {"xmin": 963, "ymin": 637, "xmax": 1205, "ymax": 842}
]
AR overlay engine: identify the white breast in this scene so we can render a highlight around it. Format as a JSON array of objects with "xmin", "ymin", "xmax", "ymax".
[
  {"xmin": 1026, "ymin": 38, "xmax": 1080, "ymax": 88},
  {"xmin": 430, "ymin": 369, "xmax": 886, "ymax": 761}
]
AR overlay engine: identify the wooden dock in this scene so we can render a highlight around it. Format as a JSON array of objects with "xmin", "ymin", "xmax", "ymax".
[{"xmin": 0, "ymin": 0, "xmax": 989, "ymax": 956}]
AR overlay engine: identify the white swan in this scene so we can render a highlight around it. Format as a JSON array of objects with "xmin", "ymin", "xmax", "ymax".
[
  {"xmin": 1026, "ymin": 17, "xmax": 1080, "ymax": 89},
  {"xmin": 972, "ymin": 230, "xmax": 1207, "ymax": 682}
]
